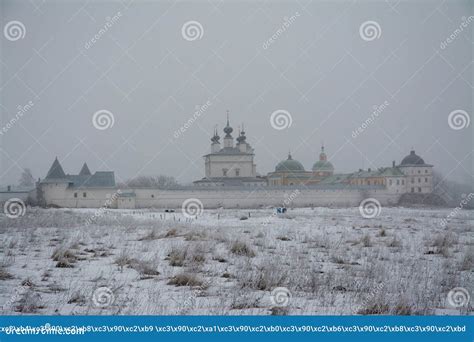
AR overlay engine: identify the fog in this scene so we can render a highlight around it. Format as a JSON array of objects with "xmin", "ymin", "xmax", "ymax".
[{"xmin": 1, "ymin": 0, "xmax": 472, "ymax": 186}]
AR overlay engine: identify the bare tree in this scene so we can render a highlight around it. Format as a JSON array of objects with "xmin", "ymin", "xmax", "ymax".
[
  {"xmin": 432, "ymin": 170, "xmax": 474, "ymax": 207},
  {"xmin": 19, "ymin": 168, "xmax": 34, "ymax": 187},
  {"xmin": 122, "ymin": 175, "xmax": 179, "ymax": 189}
]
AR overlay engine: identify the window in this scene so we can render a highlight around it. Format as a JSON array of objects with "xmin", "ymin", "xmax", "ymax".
[
  {"xmin": 418, "ymin": 170, "xmax": 421, "ymax": 174},
  {"xmin": 411, "ymin": 178, "xmax": 415, "ymax": 184},
  {"xmin": 235, "ymin": 168, "xmax": 240, "ymax": 177},
  {"xmin": 425, "ymin": 178, "xmax": 428, "ymax": 183},
  {"xmin": 396, "ymin": 180, "xmax": 399, "ymax": 185},
  {"xmin": 74, "ymin": 192, "xmax": 77, "ymax": 198},
  {"xmin": 222, "ymin": 168, "xmax": 228, "ymax": 177},
  {"xmin": 418, "ymin": 187, "xmax": 422, "ymax": 192},
  {"xmin": 411, "ymin": 187, "xmax": 414, "ymax": 193},
  {"xmin": 367, "ymin": 181, "xmax": 370, "ymax": 185},
  {"xmin": 418, "ymin": 178, "xmax": 421, "ymax": 183},
  {"xmin": 151, "ymin": 194, "xmax": 154, "ymax": 198},
  {"xmin": 83, "ymin": 192, "xmax": 87, "ymax": 198},
  {"xmin": 389, "ymin": 179, "xmax": 392, "ymax": 186},
  {"xmin": 402, "ymin": 180, "xmax": 405, "ymax": 185},
  {"xmin": 425, "ymin": 170, "xmax": 428, "ymax": 173}
]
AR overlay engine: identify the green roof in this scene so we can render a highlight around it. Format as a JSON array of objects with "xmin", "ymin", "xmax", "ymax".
[
  {"xmin": 275, "ymin": 153, "xmax": 305, "ymax": 172},
  {"xmin": 378, "ymin": 167, "xmax": 405, "ymax": 176},
  {"xmin": 349, "ymin": 167, "xmax": 404, "ymax": 179},
  {"xmin": 312, "ymin": 160, "xmax": 334, "ymax": 171},
  {"xmin": 42, "ymin": 158, "xmax": 115, "ymax": 188}
]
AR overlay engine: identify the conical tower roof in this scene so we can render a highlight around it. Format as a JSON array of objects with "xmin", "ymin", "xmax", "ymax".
[
  {"xmin": 79, "ymin": 162, "xmax": 91, "ymax": 176},
  {"xmin": 45, "ymin": 157, "xmax": 66, "ymax": 179}
]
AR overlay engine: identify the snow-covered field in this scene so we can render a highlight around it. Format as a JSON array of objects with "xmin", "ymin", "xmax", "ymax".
[{"xmin": 0, "ymin": 207, "xmax": 472, "ymax": 315}]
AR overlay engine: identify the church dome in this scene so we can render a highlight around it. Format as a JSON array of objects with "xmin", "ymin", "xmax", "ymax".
[
  {"xmin": 312, "ymin": 160, "xmax": 334, "ymax": 172},
  {"xmin": 312, "ymin": 145, "xmax": 334, "ymax": 172},
  {"xmin": 400, "ymin": 150, "xmax": 425, "ymax": 165},
  {"xmin": 275, "ymin": 153, "xmax": 305, "ymax": 172},
  {"xmin": 223, "ymin": 111, "xmax": 233, "ymax": 137}
]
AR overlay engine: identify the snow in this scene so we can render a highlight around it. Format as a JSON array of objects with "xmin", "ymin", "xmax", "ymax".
[{"xmin": 0, "ymin": 207, "xmax": 472, "ymax": 315}]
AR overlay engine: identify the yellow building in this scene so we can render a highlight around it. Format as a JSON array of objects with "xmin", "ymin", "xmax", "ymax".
[{"xmin": 267, "ymin": 146, "xmax": 335, "ymax": 186}]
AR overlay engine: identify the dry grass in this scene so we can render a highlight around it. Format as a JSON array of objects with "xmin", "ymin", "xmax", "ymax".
[
  {"xmin": 429, "ymin": 233, "xmax": 458, "ymax": 257},
  {"xmin": 14, "ymin": 290, "xmax": 44, "ymax": 313},
  {"xmin": 114, "ymin": 251, "xmax": 160, "ymax": 277},
  {"xmin": 459, "ymin": 251, "xmax": 474, "ymax": 271},
  {"xmin": 1, "ymin": 207, "xmax": 472, "ymax": 315},
  {"xmin": 168, "ymin": 247, "xmax": 187, "ymax": 267},
  {"xmin": 164, "ymin": 228, "xmax": 178, "ymax": 238},
  {"xmin": 167, "ymin": 273, "xmax": 204, "ymax": 287},
  {"xmin": 133, "ymin": 259, "xmax": 160, "ymax": 278},
  {"xmin": 67, "ymin": 291, "xmax": 86, "ymax": 305},
  {"xmin": 330, "ymin": 255, "xmax": 346, "ymax": 264},
  {"xmin": 167, "ymin": 245, "xmax": 207, "ymax": 267},
  {"xmin": 238, "ymin": 261, "xmax": 287, "ymax": 291},
  {"xmin": 52, "ymin": 247, "xmax": 77, "ymax": 268},
  {"xmin": 0, "ymin": 266, "xmax": 13, "ymax": 280},
  {"xmin": 357, "ymin": 302, "xmax": 390, "ymax": 315},
  {"xmin": 138, "ymin": 228, "xmax": 160, "ymax": 241},
  {"xmin": 387, "ymin": 236, "xmax": 401, "ymax": 248},
  {"xmin": 361, "ymin": 234, "xmax": 372, "ymax": 247},
  {"xmin": 230, "ymin": 241, "xmax": 255, "ymax": 257}
]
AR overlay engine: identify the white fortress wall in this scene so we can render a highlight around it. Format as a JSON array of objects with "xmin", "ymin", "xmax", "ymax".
[
  {"xmin": 133, "ymin": 188, "xmax": 399, "ymax": 209},
  {"xmin": 41, "ymin": 184, "xmax": 401, "ymax": 209},
  {"xmin": 42, "ymin": 184, "xmax": 119, "ymax": 208}
]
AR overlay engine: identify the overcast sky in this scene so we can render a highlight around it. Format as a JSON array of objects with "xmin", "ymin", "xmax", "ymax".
[{"xmin": 0, "ymin": 0, "xmax": 472, "ymax": 186}]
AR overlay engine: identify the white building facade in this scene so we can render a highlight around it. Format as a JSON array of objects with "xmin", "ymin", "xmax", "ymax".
[{"xmin": 194, "ymin": 115, "xmax": 265, "ymax": 187}]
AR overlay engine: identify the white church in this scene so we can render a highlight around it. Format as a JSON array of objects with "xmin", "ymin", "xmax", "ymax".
[{"xmin": 193, "ymin": 113, "xmax": 266, "ymax": 187}]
